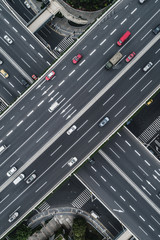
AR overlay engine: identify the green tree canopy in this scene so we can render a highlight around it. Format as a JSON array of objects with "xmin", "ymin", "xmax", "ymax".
[{"xmin": 72, "ymin": 217, "xmax": 87, "ymax": 240}]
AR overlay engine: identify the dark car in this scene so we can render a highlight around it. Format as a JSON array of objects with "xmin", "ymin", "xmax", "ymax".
[
  {"xmin": 21, "ymin": 79, "xmax": 30, "ymax": 88},
  {"xmin": 153, "ymin": 24, "xmax": 160, "ymax": 35}
]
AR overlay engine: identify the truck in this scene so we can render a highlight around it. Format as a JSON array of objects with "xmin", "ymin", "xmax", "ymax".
[{"xmin": 105, "ymin": 52, "xmax": 123, "ymax": 70}]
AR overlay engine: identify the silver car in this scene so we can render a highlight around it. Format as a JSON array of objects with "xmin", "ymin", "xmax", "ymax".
[
  {"xmin": 8, "ymin": 212, "xmax": 19, "ymax": 223},
  {"xmin": 4, "ymin": 35, "xmax": 13, "ymax": 44},
  {"xmin": 67, "ymin": 125, "xmax": 77, "ymax": 135},
  {"xmin": 26, "ymin": 173, "xmax": 36, "ymax": 184},
  {"xmin": 143, "ymin": 62, "xmax": 153, "ymax": 72},
  {"xmin": 7, "ymin": 166, "xmax": 17, "ymax": 177},
  {"xmin": 99, "ymin": 117, "xmax": 110, "ymax": 127},
  {"xmin": 68, "ymin": 157, "xmax": 78, "ymax": 167}
]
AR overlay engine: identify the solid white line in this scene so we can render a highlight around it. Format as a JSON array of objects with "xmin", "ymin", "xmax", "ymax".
[
  {"xmin": 139, "ymin": 226, "xmax": 148, "ymax": 235},
  {"xmin": 21, "ymin": 58, "xmax": 31, "ymax": 68},
  {"xmin": 132, "ymin": 171, "xmax": 143, "ymax": 182},
  {"xmin": 88, "ymin": 132, "xmax": 99, "ymax": 143},
  {"xmin": 138, "ymin": 165, "xmax": 148, "ymax": 176},
  {"xmin": 77, "ymin": 69, "xmax": 89, "ymax": 81},
  {"xmin": 109, "ymin": 147, "xmax": 120, "ymax": 158},
  {"xmin": 129, "ymin": 17, "xmax": 140, "ymax": 29},
  {"xmin": 27, "ymin": 53, "xmax": 37, "ymax": 63},
  {"xmin": 69, "ymin": 70, "xmax": 75, "ymax": 76},
  {"xmin": 17, "ymin": 120, "xmax": 23, "ymax": 126},
  {"xmin": 90, "ymin": 49, "xmax": 96, "ymax": 56},
  {"xmin": 59, "ymin": 80, "xmax": 65, "ymax": 86},
  {"xmin": 126, "ymin": 190, "xmax": 137, "ymax": 201},
  {"xmin": 25, "ymin": 120, "xmax": 36, "ymax": 131},
  {"xmin": 141, "ymin": 80, "xmax": 152, "ymax": 92},
  {"xmin": 121, "ymin": 18, "xmax": 127, "ymax": 25},
  {"xmin": 141, "ymin": 29, "xmax": 152, "ymax": 41},
  {"xmin": 88, "ymin": 81, "xmax": 100, "ymax": 92},
  {"xmin": 103, "ymin": 94, "xmax": 115, "ymax": 106},
  {"xmin": 77, "ymin": 120, "xmax": 88, "ymax": 131},
  {"xmin": 114, "ymin": 106, "xmax": 126, "ymax": 117},
  {"xmin": 115, "ymin": 142, "xmax": 125, "ymax": 152},
  {"xmin": 36, "ymin": 131, "xmax": 48, "ymax": 143},
  {"xmin": 131, "ymin": 8, "xmax": 137, "ymax": 14},
  {"xmin": 100, "ymin": 39, "xmax": 106, "ymax": 46},
  {"xmin": 129, "ymin": 68, "xmax": 141, "ymax": 80},
  {"xmin": 50, "ymin": 145, "xmax": 62, "ymax": 156},
  {"xmin": 6, "ymin": 130, "xmax": 13, "ymax": 136},
  {"xmin": 102, "ymin": 165, "xmax": 113, "ymax": 176},
  {"xmin": 90, "ymin": 176, "xmax": 100, "ymax": 186},
  {"xmin": 35, "ymin": 182, "xmax": 47, "ymax": 193},
  {"xmin": 103, "ymin": 43, "xmax": 114, "ymax": 55}
]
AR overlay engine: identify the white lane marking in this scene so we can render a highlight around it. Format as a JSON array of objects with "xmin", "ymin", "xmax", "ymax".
[
  {"xmin": 47, "ymin": 61, "xmax": 51, "ymax": 66},
  {"xmin": 93, "ymin": 35, "xmax": 97, "ymax": 40},
  {"xmin": 100, "ymin": 39, "xmax": 106, "ymax": 46},
  {"xmin": 91, "ymin": 166, "xmax": 97, "ymax": 172},
  {"xmin": 77, "ymin": 69, "xmax": 89, "ymax": 81},
  {"xmin": 59, "ymin": 80, "xmax": 65, "ymax": 86},
  {"xmin": 37, "ymin": 100, "xmax": 44, "ymax": 107},
  {"xmin": 38, "ymin": 52, "xmax": 43, "ymax": 58},
  {"xmin": 88, "ymin": 132, "xmax": 99, "ymax": 143},
  {"xmin": 139, "ymin": 215, "xmax": 145, "ymax": 222},
  {"xmin": 27, "ymin": 53, "xmax": 37, "ymax": 63},
  {"xmin": 129, "ymin": 17, "xmax": 140, "ymax": 29},
  {"xmin": 21, "ymin": 58, "xmax": 31, "ymax": 68},
  {"xmin": 77, "ymin": 120, "xmax": 88, "ymax": 131},
  {"xmin": 10, "ymin": 158, "xmax": 20, "ymax": 167},
  {"xmin": 21, "ymin": 36, "xmax": 26, "ymax": 41},
  {"xmin": 17, "ymin": 120, "xmax": 23, "ymax": 126},
  {"xmin": 103, "ymin": 25, "xmax": 108, "ymax": 30},
  {"xmin": 139, "ymin": 226, "xmax": 148, "ymax": 236},
  {"xmin": 155, "ymin": 48, "xmax": 160, "ymax": 54},
  {"xmin": 25, "ymin": 120, "xmax": 36, "ymax": 131},
  {"xmin": 114, "ymin": 106, "xmax": 126, "ymax": 117},
  {"xmin": 4, "ymin": 18, "xmax": 9, "ymax": 24},
  {"xmin": 35, "ymin": 181, "xmax": 47, "ymax": 193},
  {"xmin": 36, "ymin": 131, "xmax": 48, "ymax": 143},
  {"xmin": 125, "ymin": 5, "xmax": 128, "ymax": 9},
  {"xmin": 134, "ymin": 150, "xmax": 141, "ymax": 156},
  {"xmin": 60, "ymin": 104, "xmax": 71, "ymax": 114},
  {"xmin": 62, "ymin": 66, "xmax": 66, "ymax": 70},
  {"xmin": 115, "ymin": 142, "xmax": 125, "ymax": 152},
  {"xmin": 121, "ymin": 18, "xmax": 127, "ymax": 25},
  {"xmin": 141, "ymin": 29, "xmax": 152, "ymax": 41},
  {"xmin": 30, "ymin": 44, "xmax": 35, "ymax": 49},
  {"xmin": 126, "ymin": 190, "xmax": 137, "ymax": 201},
  {"xmin": 129, "ymin": 68, "xmax": 141, "ymax": 80},
  {"xmin": 90, "ymin": 176, "xmax": 100, "ymax": 186},
  {"xmin": 154, "ymin": 170, "xmax": 160, "ymax": 176},
  {"xmin": 110, "ymin": 29, "xmax": 117, "ymax": 35},
  {"xmin": 63, "ymin": 106, "xmax": 74, "ymax": 117},
  {"xmin": 6, "ymin": 130, "xmax": 13, "ymax": 136},
  {"xmin": 120, "ymin": 196, "xmax": 126, "ymax": 201},
  {"xmin": 20, "ymin": 106, "xmax": 25, "ymax": 110},
  {"xmin": 132, "ymin": 171, "xmax": 143, "ymax": 182},
  {"xmin": 12, "ymin": 27, "xmax": 18, "ymax": 32},
  {"xmin": 114, "ymin": 15, "xmax": 118, "ymax": 19},
  {"xmin": 109, "ymin": 147, "xmax": 120, "ymax": 158},
  {"xmin": 110, "ymin": 186, "xmax": 116, "ymax": 191},
  {"xmin": 48, "ymin": 89, "xmax": 55, "ymax": 97},
  {"xmin": 138, "ymin": 165, "xmax": 149, "ymax": 176},
  {"xmin": 129, "ymin": 205, "xmax": 135, "ymax": 211},
  {"xmin": 69, "ymin": 70, "xmax": 75, "ymax": 76},
  {"xmin": 125, "ymin": 140, "xmax": 131, "ymax": 146},
  {"xmin": 102, "ymin": 165, "xmax": 113, "ymax": 176},
  {"xmin": 141, "ymin": 185, "xmax": 151, "ymax": 195},
  {"xmin": 9, "ymin": 82, "xmax": 15, "ymax": 87},
  {"xmin": 90, "ymin": 49, "xmax": 96, "ymax": 56},
  {"xmin": 101, "ymin": 176, "xmax": 106, "ymax": 182},
  {"xmin": 4, "ymin": 87, "xmax": 12, "ymax": 96},
  {"xmin": 88, "ymin": 81, "xmax": 100, "ymax": 92},
  {"xmin": 0, "ymin": 194, "xmax": 9, "ymax": 204},
  {"xmin": 66, "ymin": 109, "xmax": 77, "ymax": 120},
  {"xmin": 10, "ymin": 116, "xmax": 15, "ymax": 120},
  {"xmin": 151, "ymin": 215, "xmax": 160, "ymax": 225},
  {"xmin": 50, "ymin": 145, "xmax": 62, "ymax": 156},
  {"xmin": 131, "ymin": 8, "xmax": 137, "ymax": 14},
  {"xmin": 148, "ymin": 225, "xmax": 155, "ymax": 231},
  {"xmin": 103, "ymin": 43, "xmax": 114, "ymax": 55},
  {"xmin": 144, "ymin": 160, "xmax": 150, "ymax": 166},
  {"xmin": 31, "ymin": 96, "xmax": 35, "ymax": 100},
  {"xmin": 27, "ymin": 110, "xmax": 34, "ymax": 117},
  {"xmin": 117, "ymin": 132, "xmax": 121, "ymax": 137},
  {"xmin": 141, "ymin": 80, "xmax": 152, "ymax": 92},
  {"xmin": 103, "ymin": 94, "xmax": 115, "ymax": 106},
  {"xmin": 82, "ymin": 45, "xmax": 87, "ymax": 50},
  {"xmin": 79, "ymin": 59, "xmax": 85, "ymax": 66}
]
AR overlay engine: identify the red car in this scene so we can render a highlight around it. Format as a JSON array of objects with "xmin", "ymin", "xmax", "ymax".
[
  {"xmin": 72, "ymin": 54, "xmax": 82, "ymax": 64},
  {"xmin": 32, "ymin": 74, "xmax": 38, "ymax": 80},
  {"xmin": 125, "ymin": 52, "xmax": 136, "ymax": 62},
  {"xmin": 45, "ymin": 71, "xmax": 55, "ymax": 81}
]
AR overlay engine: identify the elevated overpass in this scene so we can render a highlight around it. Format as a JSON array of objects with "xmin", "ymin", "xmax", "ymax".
[{"xmin": 28, "ymin": 0, "xmax": 88, "ymax": 33}]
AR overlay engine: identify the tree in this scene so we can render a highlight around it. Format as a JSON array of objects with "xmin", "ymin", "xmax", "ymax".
[
  {"xmin": 72, "ymin": 217, "xmax": 87, "ymax": 240},
  {"xmin": 11, "ymin": 224, "xmax": 32, "ymax": 240}
]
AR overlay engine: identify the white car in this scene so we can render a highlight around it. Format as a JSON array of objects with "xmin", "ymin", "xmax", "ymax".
[
  {"xmin": 67, "ymin": 157, "xmax": 78, "ymax": 167},
  {"xmin": 99, "ymin": 117, "xmax": 110, "ymax": 127},
  {"xmin": 143, "ymin": 62, "xmax": 153, "ymax": 72},
  {"xmin": 8, "ymin": 212, "xmax": 19, "ymax": 223},
  {"xmin": 7, "ymin": 166, "xmax": 17, "ymax": 177},
  {"xmin": 4, "ymin": 35, "xmax": 13, "ymax": 44},
  {"xmin": 67, "ymin": 125, "xmax": 77, "ymax": 135},
  {"xmin": 26, "ymin": 173, "xmax": 36, "ymax": 184},
  {"xmin": 0, "ymin": 60, "xmax": 3, "ymax": 65},
  {"xmin": 24, "ymin": 0, "xmax": 31, "ymax": 8}
]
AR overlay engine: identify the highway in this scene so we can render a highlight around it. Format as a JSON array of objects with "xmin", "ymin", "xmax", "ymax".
[
  {"xmin": 76, "ymin": 151, "xmax": 160, "ymax": 240},
  {"xmin": 0, "ymin": 0, "xmax": 160, "ymax": 238}
]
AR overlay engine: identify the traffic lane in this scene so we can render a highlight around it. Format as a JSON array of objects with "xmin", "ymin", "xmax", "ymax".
[
  {"xmin": 0, "ymin": 83, "xmax": 16, "ymax": 104},
  {"xmin": 103, "ymin": 127, "xmax": 160, "ymax": 201},
  {"xmin": 1, "ymin": 40, "xmax": 159, "ymax": 179},
  {"xmin": 5, "ymin": 0, "xmax": 35, "ymax": 22},
  {"xmin": 76, "ymin": 157, "xmax": 160, "ymax": 240}
]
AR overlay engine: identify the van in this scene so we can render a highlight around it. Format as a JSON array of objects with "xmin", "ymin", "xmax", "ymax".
[
  {"xmin": 13, "ymin": 173, "xmax": 25, "ymax": 185},
  {"xmin": 117, "ymin": 31, "xmax": 131, "ymax": 46},
  {"xmin": 90, "ymin": 210, "xmax": 99, "ymax": 219},
  {"xmin": 0, "ymin": 145, "xmax": 6, "ymax": 155},
  {"xmin": 48, "ymin": 101, "xmax": 59, "ymax": 113}
]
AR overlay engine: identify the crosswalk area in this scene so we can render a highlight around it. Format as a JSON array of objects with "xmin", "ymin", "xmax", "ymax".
[
  {"xmin": 71, "ymin": 188, "xmax": 91, "ymax": 209},
  {"xmin": 138, "ymin": 116, "xmax": 160, "ymax": 143},
  {"xmin": 38, "ymin": 201, "xmax": 50, "ymax": 212},
  {"xmin": 0, "ymin": 97, "xmax": 8, "ymax": 113},
  {"xmin": 53, "ymin": 36, "xmax": 75, "ymax": 58}
]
